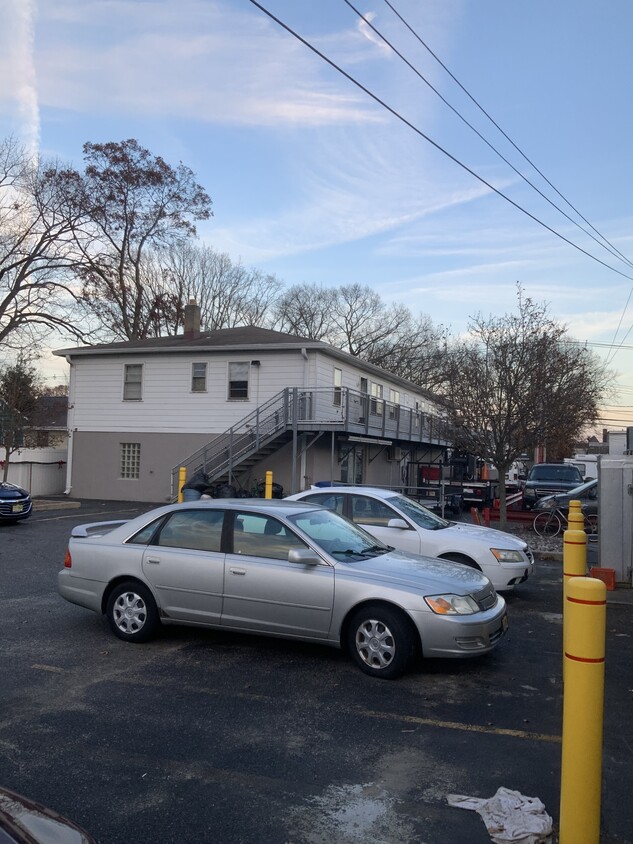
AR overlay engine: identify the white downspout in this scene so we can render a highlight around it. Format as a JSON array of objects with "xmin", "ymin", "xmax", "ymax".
[
  {"xmin": 64, "ymin": 356, "xmax": 74, "ymax": 495},
  {"xmin": 300, "ymin": 348, "xmax": 309, "ymax": 489}
]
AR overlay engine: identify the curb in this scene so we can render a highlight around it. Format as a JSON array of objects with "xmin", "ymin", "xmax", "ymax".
[{"xmin": 33, "ymin": 499, "xmax": 81, "ymax": 511}]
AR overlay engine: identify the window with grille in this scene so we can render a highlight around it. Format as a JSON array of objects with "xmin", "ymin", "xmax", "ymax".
[
  {"xmin": 191, "ymin": 362, "xmax": 207, "ymax": 392},
  {"xmin": 120, "ymin": 443, "xmax": 141, "ymax": 479},
  {"xmin": 123, "ymin": 364, "xmax": 143, "ymax": 401},
  {"xmin": 228, "ymin": 362, "xmax": 249, "ymax": 400}
]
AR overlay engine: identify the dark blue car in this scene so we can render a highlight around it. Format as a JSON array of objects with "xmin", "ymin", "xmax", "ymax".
[{"xmin": 0, "ymin": 482, "xmax": 32, "ymax": 523}]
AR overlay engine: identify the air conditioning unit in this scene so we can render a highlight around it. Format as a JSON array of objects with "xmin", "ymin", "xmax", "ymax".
[{"xmin": 388, "ymin": 446, "xmax": 403, "ymax": 462}]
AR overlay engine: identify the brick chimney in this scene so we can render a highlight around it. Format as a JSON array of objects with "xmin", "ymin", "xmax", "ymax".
[{"xmin": 184, "ymin": 299, "xmax": 201, "ymax": 339}]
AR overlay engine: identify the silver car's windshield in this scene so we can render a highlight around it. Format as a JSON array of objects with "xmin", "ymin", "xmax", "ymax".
[
  {"xmin": 387, "ymin": 494, "xmax": 450, "ymax": 530},
  {"xmin": 288, "ymin": 509, "xmax": 389, "ymax": 562}
]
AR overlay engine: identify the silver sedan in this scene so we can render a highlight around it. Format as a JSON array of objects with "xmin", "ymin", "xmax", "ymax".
[{"xmin": 58, "ymin": 499, "xmax": 508, "ymax": 680}]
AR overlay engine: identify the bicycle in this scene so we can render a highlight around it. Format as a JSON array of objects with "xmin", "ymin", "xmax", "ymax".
[{"xmin": 532, "ymin": 507, "xmax": 598, "ymax": 538}]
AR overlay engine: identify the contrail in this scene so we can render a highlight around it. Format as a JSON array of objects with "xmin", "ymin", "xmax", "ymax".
[{"xmin": 5, "ymin": 0, "xmax": 40, "ymax": 157}]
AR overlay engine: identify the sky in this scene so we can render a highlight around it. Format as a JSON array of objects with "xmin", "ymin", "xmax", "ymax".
[{"xmin": 2, "ymin": 0, "xmax": 633, "ymax": 430}]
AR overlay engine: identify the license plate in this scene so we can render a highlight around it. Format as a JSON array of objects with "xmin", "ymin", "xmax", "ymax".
[
  {"xmin": 502, "ymin": 614, "xmax": 509, "ymax": 633},
  {"xmin": 12, "ymin": 504, "xmax": 23, "ymax": 513},
  {"xmin": 463, "ymin": 487, "xmax": 474, "ymax": 494}
]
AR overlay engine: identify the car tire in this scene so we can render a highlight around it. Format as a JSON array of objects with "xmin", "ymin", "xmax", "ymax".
[
  {"xmin": 346, "ymin": 604, "xmax": 416, "ymax": 680},
  {"xmin": 440, "ymin": 552, "xmax": 481, "ymax": 571},
  {"xmin": 106, "ymin": 581, "xmax": 160, "ymax": 643}
]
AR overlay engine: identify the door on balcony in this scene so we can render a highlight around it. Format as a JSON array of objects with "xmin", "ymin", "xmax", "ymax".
[{"xmin": 340, "ymin": 445, "xmax": 364, "ymax": 485}]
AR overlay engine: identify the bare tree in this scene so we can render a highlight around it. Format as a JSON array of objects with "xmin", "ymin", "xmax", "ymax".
[
  {"xmin": 0, "ymin": 355, "xmax": 42, "ymax": 481},
  {"xmin": 162, "ymin": 242, "xmax": 283, "ymax": 332},
  {"xmin": 73, "ymin": 139, "xmax": 212, "ymax": 340},
  {"xmin": 0, "ymin": 137, "xmax": 85, "ymax": 351},
  {"xmin": 436, "ymin": 287, "xmax": 611, "ymax": 526},
  {"xmin": 273, "ymin": 282, "xmax": 339, "ymax": 340}
]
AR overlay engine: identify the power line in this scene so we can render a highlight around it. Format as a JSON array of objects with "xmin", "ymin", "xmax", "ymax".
[
  {"xmin": 247, "ymin": 0, "xmax": 633, "ymax": 283},
  {"xmin": 378, "ymin": 0, "xmax": 633, "ymax": 369},
  {"xmin": 380, "ymin": 0, "xmax": 633, "ymax": 272},
  {"xmin": 342, "ymin": 0, "xmax": 633, "ymax": 273}
]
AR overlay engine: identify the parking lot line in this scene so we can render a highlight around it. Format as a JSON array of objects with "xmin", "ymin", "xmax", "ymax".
[{"xmin": 362, "ymin": 708, "xmax": 561, "ymax": 744}]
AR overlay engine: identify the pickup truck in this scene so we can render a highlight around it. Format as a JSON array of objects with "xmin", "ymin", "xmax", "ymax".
[{"xmin": 522, "ymin": 463, "xmax": 584, "ymax": 510}]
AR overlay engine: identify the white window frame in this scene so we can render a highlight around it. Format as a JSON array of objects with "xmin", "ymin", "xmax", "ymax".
[
  {"xmin": 389, "ymin": 388, "xmax": 400, "ymax": 420},
  {"xmin": 191, "ymin": 362, "xmax": 207, "ymax": 393},
  {"xmin": 333, "ymin": 367, "xmax": 343, "ymax": 407},
  {"xmin": 370, "ymin": 382, "xmax": 383, "ymax": 415},
  {"xmin": 123, "ymin": 364, "xmax": 143, "ymax": 401},
  {"xmin": 228, "ymin": 361, "xmax": 250, "ymax": 400}
]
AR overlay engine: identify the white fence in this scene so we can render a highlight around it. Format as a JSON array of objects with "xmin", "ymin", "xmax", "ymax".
[{"xmin": 2, "ymin": 448, "xmax": 68, "ymax": 496}]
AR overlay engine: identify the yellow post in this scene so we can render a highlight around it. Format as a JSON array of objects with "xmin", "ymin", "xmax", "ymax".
[
  {"xmin": 178, "ymin": 467, "xmax": 187, "ymax": 503},
  {"xmin": 568, "ymin": 499, "xmax": 585, "ymax": 531},
  {"xmin": 264, "ymin": 470, "xmax": 273, "ymax": 499},
  {"xmin": 559, "ymin": 577, "xmax": 606, "ymax": 844},
  {"xmin": 562, "ymin": 524, "xmax": 587, "ymax": 680}
]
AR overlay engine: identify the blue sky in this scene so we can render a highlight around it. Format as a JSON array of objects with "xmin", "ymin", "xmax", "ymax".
[{"xmin": 2, "ymin": 0, "xmax": 633, "ymax": 428}]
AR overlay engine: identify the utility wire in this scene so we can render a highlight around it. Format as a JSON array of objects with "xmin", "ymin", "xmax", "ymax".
[
  {"xmin": 343, "ymin": 0, "xmax": 633, "ymax": 272},
  {"xmin": 381, "ymin": 0, "xmax": 633, "ymax": 367},
  {"xmin": 381, "ymin": 0, "xmax": 633, "ymax": 271},
  {"xmin": 247, "ymin": 0, "xmax": 633, "ymax": 283}
]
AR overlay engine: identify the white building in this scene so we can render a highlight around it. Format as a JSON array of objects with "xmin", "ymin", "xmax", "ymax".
[{"xmin": 55, "ymin": 308, "xmax": 449, "ymax": 502}]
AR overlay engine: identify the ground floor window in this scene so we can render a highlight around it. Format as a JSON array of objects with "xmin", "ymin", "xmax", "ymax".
[{"xmin": 120, "ymin": 442, "xmax": 141, "ymax": 479}]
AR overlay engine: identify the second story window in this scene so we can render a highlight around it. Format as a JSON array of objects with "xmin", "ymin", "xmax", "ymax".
[
  {"xmin": 191, "ymin": 362, "xmax": 207, "ymax": 392},
  {"xmin": 333, "ymin": 367, "xmax": 342, "ymax": 407},
  {"xmin": 228, "ymin": 362, "xmax": 249, "ymax": 400},
  {"xmin": 389, "ymin": 389, "xmax": 400, "ymax": 420},
  {"xmin": 123, "ymin": 364, "xmax": 143, "ymax": 401},
  {"xmin": 370, "ymin": 382, "xmax": 383, "ymax": 415}
]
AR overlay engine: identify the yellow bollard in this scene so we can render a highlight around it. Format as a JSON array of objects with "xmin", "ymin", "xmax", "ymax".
[
  {"xmin": 559, "ymin": 577, "xmax": 606, "ymax": 844},
  {"xmin": 567, "ymin": 499, "xmax": 585, "ymax": 531},
  {"xmin": 178, "ymin": 467, "xmax": 187, "ymax": 503},
  {"xmin": 264, "ymin": 470, "xmax": 273, "ymax": 499},
  {"xmin": 562, "ymin": 525, "xmax": 587, "ymax": 680}
]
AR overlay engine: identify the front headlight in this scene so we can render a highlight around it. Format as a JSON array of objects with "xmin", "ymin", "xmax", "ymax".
[
  {"xmin": 424, "ymin": 594, "xmax": 479, "ymax": 615},
  {"xmin": 490, "ymin": 548, "xmax": 524, "ymax": 562},
  {"xmin": 536, "ymin": 499, "xmax": 557, "ymax": 510}
]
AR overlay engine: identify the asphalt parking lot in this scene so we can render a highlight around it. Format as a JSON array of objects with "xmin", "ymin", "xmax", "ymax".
[{"xmin": 1, "ymin": 499, "xmax": 632, "ymax": 844}]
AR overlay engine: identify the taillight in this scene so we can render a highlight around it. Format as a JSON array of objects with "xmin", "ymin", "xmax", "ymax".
[{"xmin": 64, "ymin": 550, "xmax": 72, "ymax": 568}]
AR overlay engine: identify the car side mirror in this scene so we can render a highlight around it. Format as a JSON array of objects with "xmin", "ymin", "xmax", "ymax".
[
  {"xmin": 288, "ymin": 548, "xmax": 322, "ymax": 565},
  {"xmin": 387, "ymin": 518, "xmax": 410, "ymax": 530}
]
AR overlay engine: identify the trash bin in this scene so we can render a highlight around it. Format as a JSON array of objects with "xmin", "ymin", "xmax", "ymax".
[
  {"xmin": 182, "ymin": 488, "xmax": 202, "ymax": 502},
  {"xmin": 181, "ymin": 468, "xmax": 210, "ymax": 501}
]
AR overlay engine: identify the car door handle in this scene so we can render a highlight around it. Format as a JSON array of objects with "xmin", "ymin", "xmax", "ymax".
[
  {"xmin": 230, "ymin": 567, "xmax": 246, "ymax": 575},
  {"xmin": 146, "ymin": 558, "xmax": 161, "ymax": 564}
]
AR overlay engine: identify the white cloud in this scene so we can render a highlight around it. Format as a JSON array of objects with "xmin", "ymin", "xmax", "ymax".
[
  {"xmin": 34, "ymin": 0, "xmax": 385, "ymax": 128},
  {"xmin": 0, "ymin": 0, "xmax": 40, "ymax": 154}
]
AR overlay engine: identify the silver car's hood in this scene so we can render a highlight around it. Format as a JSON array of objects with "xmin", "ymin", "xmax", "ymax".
[{"xmin": 339, "ymin": 549, "xmax": 491, "ymax": 594}]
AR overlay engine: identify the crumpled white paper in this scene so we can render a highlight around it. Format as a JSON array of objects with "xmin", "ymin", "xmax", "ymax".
[{"xmin": 446, "ymin": 787, "xmax": 553, "ymax": 844}]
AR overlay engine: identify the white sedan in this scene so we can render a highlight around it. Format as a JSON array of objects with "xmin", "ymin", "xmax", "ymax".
[{"xmin": 286, "ymin": 487, "xmax": 534, "ymax": 591}]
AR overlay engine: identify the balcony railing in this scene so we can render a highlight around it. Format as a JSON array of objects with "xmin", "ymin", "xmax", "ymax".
[{"xmin": 170, "ymin": 387, "xmax": 446, "ymax": 498}]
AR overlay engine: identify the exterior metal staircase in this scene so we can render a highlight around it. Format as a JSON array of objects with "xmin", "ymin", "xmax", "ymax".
[{"xmin": 170, "ymin": 387, "xmax": 446, "ymax": 500}]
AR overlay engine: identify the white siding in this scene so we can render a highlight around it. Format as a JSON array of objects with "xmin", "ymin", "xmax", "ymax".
[
  {"xmin": 313, "ymin": 352, "xmax": 439, "ymax": 413},
  {"xmin": 70, "ymin": 351, "xmax": 308, "ymax": 433}
]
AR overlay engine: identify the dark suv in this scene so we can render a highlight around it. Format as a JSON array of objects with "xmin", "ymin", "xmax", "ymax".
[{"xmin": 522, "ymin": 463, "xmax": 584, "ymax": 510}]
